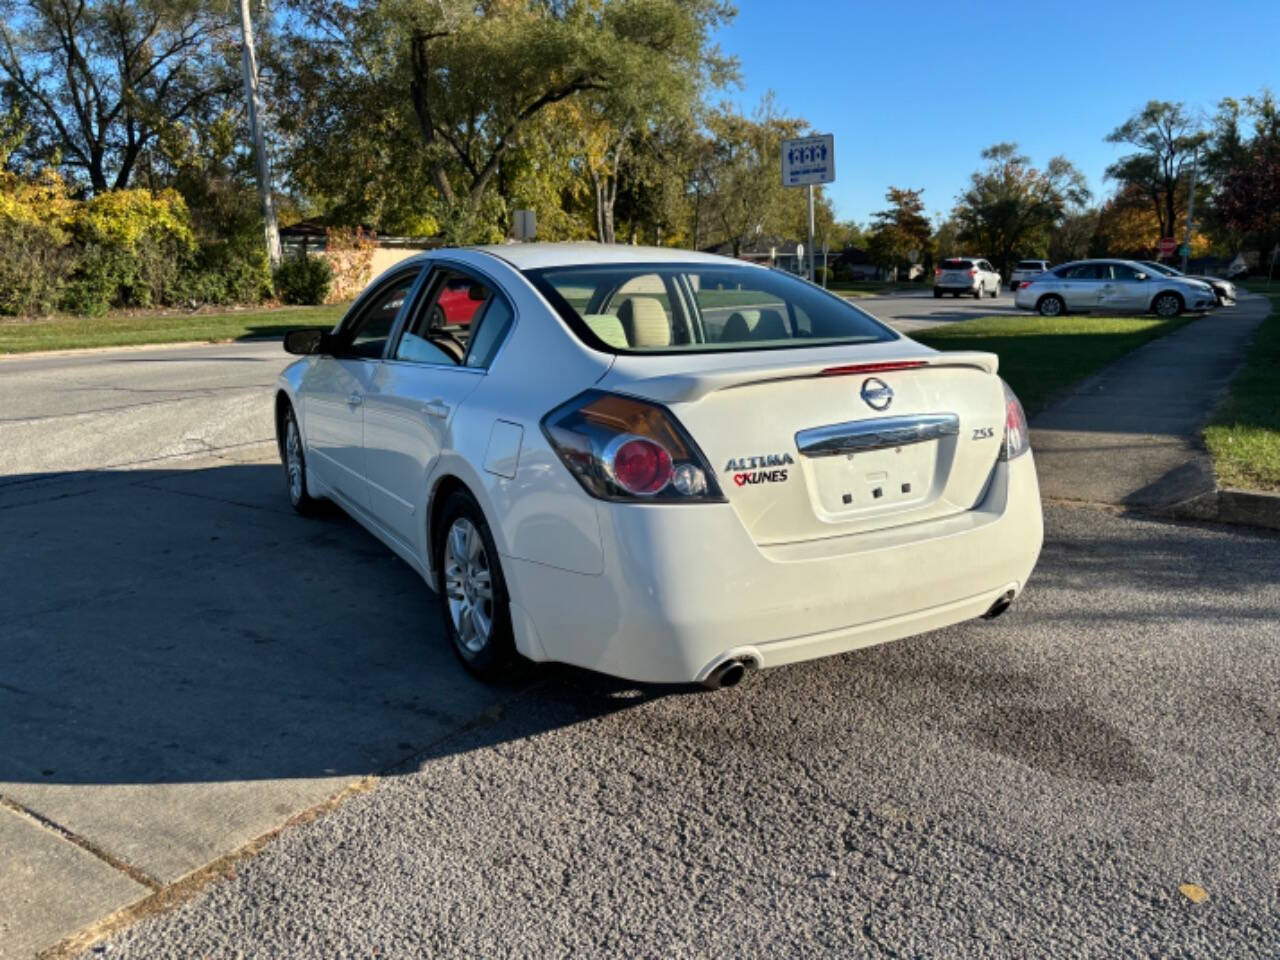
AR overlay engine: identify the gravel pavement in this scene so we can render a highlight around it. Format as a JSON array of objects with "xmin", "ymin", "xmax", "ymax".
[{"xmin": 84, "ymin": 505, "xmax": 1280, "ymax": 959}]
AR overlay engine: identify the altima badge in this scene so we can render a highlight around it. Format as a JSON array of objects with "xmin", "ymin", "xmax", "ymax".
[
  {"xmin": 724, "ymin": 452, "xmax": 793, "ymax": 488},
  {"xmin": 861, "ymin": 377, "xmax": 893, "ymax": 411}
]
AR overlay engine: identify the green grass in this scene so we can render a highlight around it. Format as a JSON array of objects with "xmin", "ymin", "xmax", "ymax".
[
  {"xmin": 0, "ymin": 303, "xmax": 347, "ymax": 354},
  {"xmin": 1204, "ymin": 302, "xmax": 1280, "ymax": 492},
  {"xmin": 912, "ymin": 314, "xmax": 1194, "ymax": 414}
]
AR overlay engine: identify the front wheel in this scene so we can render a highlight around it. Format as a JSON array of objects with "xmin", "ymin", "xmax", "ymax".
[
  {"xmin": 435, "ymin": 491, "xmax": 515, "ymax": 679},
  {"xmin": 282, "ymin": 404, "xmax": 322, "ymax": 515},
  {"xmin": 1152, "ymin": 292, "xmax": 1183, "ymax": 318},
  {"xmin": 1037, "ymin": 294, "xmax": 1065, "ymax": 317}
]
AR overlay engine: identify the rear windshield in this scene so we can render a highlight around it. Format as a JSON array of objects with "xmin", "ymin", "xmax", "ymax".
[
  {"xmin": 524, "ymin": 263, "xmax": 897, "ymax": 354},
  {"xmin": 1016, "ymin": 260, "xmax": 1046, "ymax": 270},
  {"xmin": 939, "ymin": 259, "xmax": 973, "ymax": 270}
]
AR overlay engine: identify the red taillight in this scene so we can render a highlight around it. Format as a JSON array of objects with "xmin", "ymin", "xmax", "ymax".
[
  {"xmin": 608, "ymin": 437, "xmax": 673, "ymax": 495},
  {"xmin": 1018, "ymin": 281, "xmax": 1032, "ymax": 290},
  {"xmin": 1001, "ymin": 381, "xmax": 1030, "ymax": 460},
  {"xmin": 819, "ymin": 360, "xmax": 928, "ymax": 377},
  {"xmin": 542, "ymin": 390, "xmax": 722, "ymax": 502},
  {"xmin": 934, "ymin": 268, "xmax": 942, "ymax": 276}
]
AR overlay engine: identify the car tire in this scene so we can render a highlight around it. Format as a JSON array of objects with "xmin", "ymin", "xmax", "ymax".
[
  {"xmin": 1152, "ymin": 292, "xmax": 1183, "ymax": 318},
  {"xmin": 990, "ymin": 284, "xmax": 999, "ymax": 298},
  {"xmin": 434, "ymin": 489, "xmax": 515, "ymax": 680},
  {"xmin": 1037, "ymin": 294, "xmax": 1066, "ymax": 317},
  {"xmin": 975, "ymin": 284, "xmax": 984, "ymax": 299},
  {"xmin": 281, "ymin": 403, "xmax": 322, "ymax": 515},
  {"xmin": 933, "ymin": 288, "xmax": 942, "ymax": 298}
]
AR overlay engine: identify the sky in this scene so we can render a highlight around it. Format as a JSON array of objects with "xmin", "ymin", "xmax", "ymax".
[{"xmin": 712, "ymin": 0, "xmax": 1280, "ymax": 225}]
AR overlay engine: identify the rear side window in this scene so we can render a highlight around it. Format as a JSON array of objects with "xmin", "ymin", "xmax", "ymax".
[
  {"xmin": 1017, "ymin": 261, "xmax": 1046, "ymax": 270},
  {"xmin": 526, "ymin": 263, "xmax": 895, "ymax": 354},
  {"xmin": 940, "ymin": 259, "xmax": 974, "ymax": 270}
]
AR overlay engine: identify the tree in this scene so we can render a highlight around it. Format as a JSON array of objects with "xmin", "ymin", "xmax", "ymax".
[
  {"xmin": 1049, "ymin": 206, "xmax": 1101, "ymax": 263},
  {"xmin": 1209, "ymin": 90, "xmax": 1280, "ymax": 256},
  {"xmin": 1105, "ymin": 101, "xmax": 1206, "ymax": 241},
  {"xmin": 690, "ymin": 99, "xmax": 806, "ymax": 256},
  {"xmin": 952, "ymin": 143, "xmax": 1089, "ymax": 276},
  {"xmin": 0, "ymin": 0, "xmax": 237, "ymax": 192},
  {"xmin": 867, "ymin": 186, "xmax": 931, "ymax": 273},
  {"xmin": 274, "ymin": 0, "xmax": 732, "ymax": 242}
]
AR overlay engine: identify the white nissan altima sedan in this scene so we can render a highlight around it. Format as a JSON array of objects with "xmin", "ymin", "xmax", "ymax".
[{"xmin": 275, "ymin": 243, "xmax": 1043, "ymax": 688}]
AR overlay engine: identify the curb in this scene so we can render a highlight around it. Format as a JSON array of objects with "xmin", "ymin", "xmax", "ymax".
[{"xmin": 1167, "ymin": 487, "xmax": 1280, "ymax": 532}]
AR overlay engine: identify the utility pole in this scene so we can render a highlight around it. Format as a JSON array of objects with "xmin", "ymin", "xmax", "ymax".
[
  {"xmin": 1180, "ymin": 147, "xmax": 1198, "ymax": 274},
  {"xmin": 238, "ymin": 0, "xmax": 282, "ymax": 269},
  {"xmin": 806, "ymin": 183, "xmax": 815, "ymax": 282}
]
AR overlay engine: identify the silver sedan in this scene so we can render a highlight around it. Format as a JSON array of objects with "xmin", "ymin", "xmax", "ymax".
[{"xmin": 1014, "ymin": 259, "xmax": 1218, "ymax": 318}]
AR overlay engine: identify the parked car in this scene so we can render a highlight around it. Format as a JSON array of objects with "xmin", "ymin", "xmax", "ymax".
[
  {"xmin": 1009, "ymin": 259, "xmax": 1050, "ymax": 291},
  {"xmin": 1139, "ymin": 261, "xmax": 1237, "ymax": 306},
  {"xmin": 933, "ymin": 257, "xmax": 1001, "ymax": 298},
  {"xmin": 1014, "ymin": 259, "xmax": 1218, "ymax": 317},
  {"xmin": 275, "ymin": 244, "xmax": 1043, "ymax": 688}
]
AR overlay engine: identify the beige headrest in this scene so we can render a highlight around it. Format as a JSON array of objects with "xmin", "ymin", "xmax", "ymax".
[
  {"xmin": 582, "ymin": 313, "xmax": 628, "ymax": 349},
  {"xmin": 617, "ymin": 297, "xmax": 671, "ymax": 348}
]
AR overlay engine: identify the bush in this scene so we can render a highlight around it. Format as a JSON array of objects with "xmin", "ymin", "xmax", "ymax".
[
  {"xmin": 62, "ymin": 189, "xmax": 196, "ymax": 314},
  {"xmin": 0, "ymin": 219, "xmax": 75, "ymax": 315},
  {"xmin": 274, "ymin": 250, "xmax": 333, "ymax": 305}
]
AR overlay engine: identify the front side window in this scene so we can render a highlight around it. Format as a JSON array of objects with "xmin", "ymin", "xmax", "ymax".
[
  {"xmin": 526, "ymin": 263, "xmax": 895, "ymax": 354},
  {"xmin": 342, "ymin": 270, "xmax": 420, "ymax": 359}
]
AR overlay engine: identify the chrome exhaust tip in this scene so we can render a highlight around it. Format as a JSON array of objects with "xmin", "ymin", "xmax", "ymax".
[
  {"xmin": 983, "ymin": 590, "xmax": 1017, "ymax": 620},
  {"xmin": 702, "ymin": 659, "xmax": 749, "ymax": 690}
]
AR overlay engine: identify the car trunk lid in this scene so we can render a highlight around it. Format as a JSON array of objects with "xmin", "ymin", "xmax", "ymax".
[{"xmin": 599, "ymin": 344, "xmax": 1008, "ymax": 544}]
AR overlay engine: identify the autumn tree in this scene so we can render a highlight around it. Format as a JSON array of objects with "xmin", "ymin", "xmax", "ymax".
[
  {"xmin": 1105, "ymin": 101, "xmax": 1206, "ymax": 241},
  {"xmin": 952, "ymin": 143, "xmax": 1089, "ymax": 276},
  {"xmin": 867, "ymin": 186, "xmax": 931, "ymax": 274}
]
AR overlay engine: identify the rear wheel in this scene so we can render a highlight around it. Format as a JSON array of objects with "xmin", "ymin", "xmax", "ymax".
[
  {"xmin": 1152, "ymin": 292, "xmax": 1183, "ymax": 318},
  {"xmin": 1037, "ymin": 294, "xmax": 1065, "ymax": 317},
  {"xmin": 974, "ymin": 284, "xmax": 984, "ymax": 299},
  {"xmin": 933, "ymin": 288, "xmax": 942, "ymax": 299},
  {"xmin": 434, "ymin": 490, "xmax": 514, "ymax": 679}
]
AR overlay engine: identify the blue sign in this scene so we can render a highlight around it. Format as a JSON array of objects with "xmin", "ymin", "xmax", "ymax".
[{"xmin": 782, "ymin": 135, "xmax": 835, "ymax": 186}]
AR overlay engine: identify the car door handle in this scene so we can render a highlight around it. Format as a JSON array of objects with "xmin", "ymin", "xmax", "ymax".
[
  {"xmin": 347, "ymin": 392, "xmax": 363, "ymax": 407},
  {"xmin": 425, "ymin": 399, "xmax": 450, "ymax": 419}
]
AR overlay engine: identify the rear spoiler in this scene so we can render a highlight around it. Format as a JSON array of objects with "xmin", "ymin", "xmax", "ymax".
[{"xmin": 618, "ymin": 351, "xmax": 1000, "ymax": 404}]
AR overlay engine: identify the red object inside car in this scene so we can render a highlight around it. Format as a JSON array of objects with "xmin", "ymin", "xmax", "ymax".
[{"xmin": 435, "ymin": 282, "xmax": 486, "ymax": 326}]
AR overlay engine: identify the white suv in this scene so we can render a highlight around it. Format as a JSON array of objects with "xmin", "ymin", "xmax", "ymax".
[
  {"xmin": 1009, "ymin": 259, "xmax": 1049, "ymax": 291},
  {"xmin": 933, "ymin": 258, "xmax": 1001, "ymax": 298}
]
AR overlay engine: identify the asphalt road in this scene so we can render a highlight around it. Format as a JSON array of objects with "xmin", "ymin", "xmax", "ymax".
[{"xmin": 80, "ymin": 502, "xmax": 1280, "ymax": 958}]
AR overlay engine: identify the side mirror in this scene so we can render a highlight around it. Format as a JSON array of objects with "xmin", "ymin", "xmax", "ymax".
[
  {"xmin": 283, "ymin": 328, "xmax": 334, "ymax": 356},
  {"xmin": 1134, "ymin": 272, "xmax": 1148, "ymax": 281}
]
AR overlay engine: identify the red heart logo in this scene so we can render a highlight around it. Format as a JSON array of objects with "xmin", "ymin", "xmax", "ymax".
[{"xmin": 734, "ymin": 473, "xmax": 748, "ymax": 486}]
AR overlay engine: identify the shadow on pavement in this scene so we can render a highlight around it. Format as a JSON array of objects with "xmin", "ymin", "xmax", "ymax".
[{"xmin": 0, "ymin": 462, "xmax": 674, "ymax": 790}]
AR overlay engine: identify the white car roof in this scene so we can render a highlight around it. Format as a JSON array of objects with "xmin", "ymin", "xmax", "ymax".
[{"xmin": 474, "ymin": 242, "xmax": 751, "ymax": 271}]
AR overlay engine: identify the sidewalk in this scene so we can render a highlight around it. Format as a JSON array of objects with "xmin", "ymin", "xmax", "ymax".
[{"xmin": 1030, "ymin": 293, "xmax": 1272, "ymax": 508}]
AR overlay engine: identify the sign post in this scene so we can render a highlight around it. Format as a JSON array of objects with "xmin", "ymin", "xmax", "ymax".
[
  {"xmin": 782, "ymin": 135, "xmax": 835, "ymax": 283},
  {"xmin": 1181, "ymin": 147, "xmax": 1198, "ymax": 274}
]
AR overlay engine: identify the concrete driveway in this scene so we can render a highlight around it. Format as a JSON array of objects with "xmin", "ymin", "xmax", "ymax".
[{"xmin": 3, "ymin": 306, "xmax": 1277, "ymax": 957}]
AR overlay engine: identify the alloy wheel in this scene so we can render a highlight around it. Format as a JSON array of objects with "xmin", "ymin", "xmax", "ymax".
[
  {"xmin": 285, "ymin": 414, "xmax": 304, "ymax": 504},
  {"xmin": 443, "ymin": 518, "xmax": 494, "ymax": 654}
]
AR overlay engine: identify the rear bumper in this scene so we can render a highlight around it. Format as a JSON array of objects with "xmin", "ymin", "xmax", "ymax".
[
  {"xmin": 935, "ymin": 284, "xmax": 979, "ymax": 293},
  {"xmin": 504, "ymin": 454, "xmax": 1044, "ymax": 683}
]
